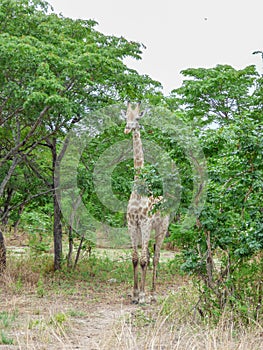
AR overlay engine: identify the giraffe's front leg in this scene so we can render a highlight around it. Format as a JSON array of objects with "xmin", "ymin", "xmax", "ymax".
[
  {"xmin": 132, "ymin": 247, "xmax": 139, "ymax": 303},
  {"xmin": 139, "ymin": 246, "xmax": 149, "ymax": 304},
  {"xmin": 151, "ymin": 246, "xmax": 160, "ymax": 302},
  {"xmin": 139, "ymin": 220, "xmax": 151, "ymax": 304},
  {"xmin": 128, "ymin": 219, "xmax": 140, "ymax": 303}
]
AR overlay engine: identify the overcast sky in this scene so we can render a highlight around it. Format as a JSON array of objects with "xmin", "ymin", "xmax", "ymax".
[{"xmin": 48, "ymin": 0, "xmax": 263, "ymax": 94}]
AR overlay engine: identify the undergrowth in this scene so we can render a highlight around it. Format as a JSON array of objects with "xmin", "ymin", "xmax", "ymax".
[
  {"xmin": 0, "ymin": 249, "xmax": 181, "ymax": 295},
  {"xmin": 1, "ymin": 250, "xmax": 263, "ymax": 349}
]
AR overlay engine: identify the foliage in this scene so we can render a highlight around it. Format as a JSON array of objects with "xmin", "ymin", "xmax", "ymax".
[
  {"xmin": 0, "ymin": 0, "xmax": 162, "ymax": 268},
  {"xmin": 167, "ymin": 64, "xmax": 263, "ymax": 323},
  {"xmin": 167, "ymin": 65, "xmax": 257, "ymax": 127},
  {"xmin": 78, "ymin": 124, "xmax": 132, "ymax": 227}
]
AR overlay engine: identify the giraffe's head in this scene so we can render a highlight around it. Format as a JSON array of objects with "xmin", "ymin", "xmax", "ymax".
[{"xmin": 122, "ymin": 102, "xmax": 146, "ymax": 134}]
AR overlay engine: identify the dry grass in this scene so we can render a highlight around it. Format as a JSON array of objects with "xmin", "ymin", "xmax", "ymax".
[
  {"xmin": 102, "ymin": 288, "xmax": 263, "ymax": 350},
  {"xmin": 1, "ymin": 252, "xmax": 263, "ymax": 349},
  {"xmin": 109, "ymin": 321, "xmax": 263, "ymax": 350}
]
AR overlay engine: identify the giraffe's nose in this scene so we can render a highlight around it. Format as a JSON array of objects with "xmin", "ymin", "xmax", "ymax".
[{"xmin": 124, "ymin": 127, "xmax": 131, "ymax": 134}]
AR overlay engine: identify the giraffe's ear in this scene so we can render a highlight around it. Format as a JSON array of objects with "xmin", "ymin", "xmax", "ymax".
[
  {"xmin": 137, "ymin": 108, "xmax": 149, "ymax": 119},
  {"xmin": 120, "ymin": 109, "xmax": 127, "ymax": 120},
  {"xmin": 120, "ymin": 100, "xmax": 131, "ymax": 119}
]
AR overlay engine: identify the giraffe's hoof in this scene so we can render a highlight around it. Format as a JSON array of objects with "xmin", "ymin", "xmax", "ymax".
[
  {"xmin": 132, "ymin": 299, "xmax": 139, "ymax": 304},
  {"xmin": 150, "ymin": 293, "xmax": 157, "ymax": 303},
  {"xmin": 138, "ymin": 293, "xmax": 146, "ymax": 304}
]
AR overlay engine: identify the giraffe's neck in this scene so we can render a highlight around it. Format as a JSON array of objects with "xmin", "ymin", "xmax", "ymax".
[{"xmin": 132, "ymin": 129, "xmax": 144, "ymax": 181}]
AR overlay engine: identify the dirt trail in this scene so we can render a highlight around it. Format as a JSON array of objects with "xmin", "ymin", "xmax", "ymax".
[
  {"xmin": 71, "ymin": 303, "xmax": 137, "ymax": 349},
  {"xmin": 1, "ymin": 288, "xmax": 161, "ymax": 350},
  {"xmin": 0, "ymin": 248, "xmax": 177, "ymax": 349}
]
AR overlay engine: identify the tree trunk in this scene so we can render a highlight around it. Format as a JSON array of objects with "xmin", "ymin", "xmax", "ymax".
[
  {"xmin": 53, "ymin": 193, "xmax": 63, "ymax": 270},
  {"xmin": 67, "ymin": 225, "xmax": 73, "ymax": 269},
  {"xmin": 13, "ymin": 203, "xmax": 26, "ymax": 235},
  {"xmin": 74, "ymin": 235, "xmax": 85, "ymax": 270},
  {"xmin": 51, "ymin": 139, "xmax": 63, "ymax": 271},
  {"xmin": 49, "ymin": 134, "xmax": 72, "ymax": 271},
  {"xmin": 0, "ymin": 230, "xmax": 6, "ymax": 273}
]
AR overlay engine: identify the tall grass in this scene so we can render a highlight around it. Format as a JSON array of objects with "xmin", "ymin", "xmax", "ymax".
[
  {"xmin": 1, "ymin": 251, "xmax": 263, "ymax": 349},
  {"xmin": 109, "ymin": 319, "xmax": 263, "ymax": 350},
  {"xmin": 103, "ymin": 291, "xmax": 263, "ymax": 350}
]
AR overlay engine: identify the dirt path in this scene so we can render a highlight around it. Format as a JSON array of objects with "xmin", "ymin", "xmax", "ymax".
[
  {"xmin": 1, "ymin": 285, "xmax": 172, "ymax": 350},
  {"xmin": 0, "ymin": 248, "xmax": 178, "ymax": 349},
  {"xmin": 71, "ymin": 303, "xmax": 137, "ymax": 349}
]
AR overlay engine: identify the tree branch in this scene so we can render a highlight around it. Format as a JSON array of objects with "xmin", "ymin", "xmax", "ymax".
[
  {"xmin": 0, "ymin": 156, "xmax": 20, "ymax": 198},
  {"xmin": 0, "ymin": 105, "xmax": 50, "ymax": 167},
  {"xmin": 0, "ymin": 188, "xmax": 54, "ymax": 223}
]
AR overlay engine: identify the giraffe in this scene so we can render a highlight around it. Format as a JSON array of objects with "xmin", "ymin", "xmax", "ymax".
[{"xmin": 123, "ymin": 102, "xmax": 169, "ymax": 304}]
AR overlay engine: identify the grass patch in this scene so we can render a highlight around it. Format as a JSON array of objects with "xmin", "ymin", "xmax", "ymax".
[
  {"xmin": 67, "ymin": 309, "xmax": 86, "ymax": 317},
  {"xmin": 106, "ymin": 288, "xmax": 263, "ymax": 350},
  {"xmin": 0, "ymin": 330, "xmax": 14, "ymax": 345},
  {"xmin": 0, "ymin": 310, "xmax": 18, "ymax": 345},
  {"xmin": 0, "ymin": 310, "xmax": 18, "ymax": 328}
]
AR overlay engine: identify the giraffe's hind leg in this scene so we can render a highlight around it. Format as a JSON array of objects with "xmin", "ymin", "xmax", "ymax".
[
  {"xmin": 129, "ymin": 224, "xmax": 140, "ymax": 303},
  {"xmin": 151, "ymin": 244, "xmax": 160, "ymax": 302},
  {"xmin": 151, "ymin": 217, "xmax": 169, "ymax": 301}
]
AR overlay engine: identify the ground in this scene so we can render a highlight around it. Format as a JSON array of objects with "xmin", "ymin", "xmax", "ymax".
[
  {"xmin": 0, "ymin": 247, "xmax": 184, "ymax": 350},
  {"xmin": 1, "ymin": 247, "xmax": 263, "ymax": 350},
  {"xmin": 1, "ymin": 286, "xmax": 141, "ymax": 349}
]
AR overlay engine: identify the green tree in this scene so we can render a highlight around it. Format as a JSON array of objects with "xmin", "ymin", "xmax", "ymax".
[
  {"xmin": 167, "ymin": 65, "xmax": 263, "ymax": 322},
  {"xmin": 0, "ymin": 0, "xmax": 161, "ymax": 269},
  {"xmin": 167, "ymin": 65, "xmax": 257, "ymax": 127}
]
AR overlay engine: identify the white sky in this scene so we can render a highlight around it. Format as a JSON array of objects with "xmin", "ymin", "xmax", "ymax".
[{"xmin": 48, "ymin": 0, "xmax": 263, "ymax": 94}]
